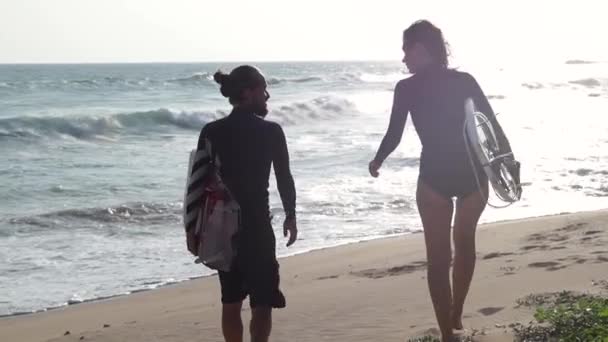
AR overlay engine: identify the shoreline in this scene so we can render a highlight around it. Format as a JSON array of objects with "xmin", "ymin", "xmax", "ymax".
[
  {"xmin": 0, "ymin": 208, "xmax": 600, "ymax": 320},
  {"xmin": 0, "ymin": 209, "xmax": 608, "ymax": 342},
  {"xmin": 2, "ymin": 207, "xmax": 608, "ymax": 341}
]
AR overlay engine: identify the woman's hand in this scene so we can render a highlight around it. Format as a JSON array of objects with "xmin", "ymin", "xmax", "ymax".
[{"xmin": 368, "ymin": 159, "xmax": 382, "ymax": 178}]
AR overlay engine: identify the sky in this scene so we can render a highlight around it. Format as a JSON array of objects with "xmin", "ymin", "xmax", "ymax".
[{"xmin": 0, "ymin": 0, "xmax": 606, "ymax": 64}]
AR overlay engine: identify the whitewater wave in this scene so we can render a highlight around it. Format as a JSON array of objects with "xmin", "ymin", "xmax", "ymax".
[
  {"xmin": 0, "ymin": 70, "xmax": 403, "ymax": 93},
  {"xmin": 166, "ymin": 72, "xmax": 212, "ymax": 84},
  {"xmin": 268, "ymin": 96, "xmax": 358, "ymax": 125},
  {"xmin": 334, "ymin": 71, "xmax": 406, "ymax": 84},
  {"xmin": 357, "ymin": 72, "xmax": 406, "ymax": 83},
  {"xmin": 0, "ymin": 75, "xmax": 215, "ymax": 92},
  {"xmin": 266, "ymin": 72, "xmax": 404, "ymax": 86},
  {"xmin": 0, "ymin": 109, "xmax": 223, "ymax": 141},
  {"xmin": 267, "ymin": 76, "xmax": 324, "ymax": 85},
  {"xmin": 9, "ymin": 202, "xmax": 182, "ymax": 229},
  {"xmin": 0, "ymin": 78, "xmax": 155, "ymax": 91},
  {"xmin": 0, "ymin": 96, "xmax": 357, "ymax": 141}
]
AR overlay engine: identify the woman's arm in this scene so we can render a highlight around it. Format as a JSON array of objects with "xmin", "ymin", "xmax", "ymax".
[{"xmin": 373, "ymin": 80, "xmax": 410, "ymax": 164}]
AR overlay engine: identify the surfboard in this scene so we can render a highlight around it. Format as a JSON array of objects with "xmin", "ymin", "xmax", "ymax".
[{"xmin": 464, "ymin": 98, "xmax": 522, "ymax": 204}]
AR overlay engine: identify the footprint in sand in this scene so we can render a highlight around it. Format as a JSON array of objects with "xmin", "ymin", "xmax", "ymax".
[
  {"xmin": 351, "ymin": 261, "xmax": 427, "ymax": 279},
  {"xmin": 478, "ymin": 307, "xmax": 504, "ymax": 316},
  {"xmin": 483, "ymin": 252, "xmax": 515, "ymax": 260},
  {"xmin": 557, "ymin": 222, "xmax": 587, "ymax": 232},
  {"xmin": 500, "ymin": 265, "xmax": 519, "ymax": 272},
  {"xmin": 528, "ymin": 261, "xmax": 561, "ymax": 268},
  {"xmin": 547, "ymin": 265, "xmax": 567, "ymax": 271},
  {"xmin": 562, "ymin": 255, "xmax": 588, "ymax": 265},
  {"xmin": 520, "ymin": 224, "xmax": 593, "ymax": 248},
  {"xmin": 597, "ymin": 255, "xmax": 608, "ymax": 263},
  {"xmin": 316, "ymin": 275, "xmax": 339, "ymax": 280},
  {"xmin": 549, "ymin": 235, "xmax": 569, "ymax": 242},
  {"xmin": 500, "ymin": 266, "xmax": 519, "ymax": 276},
  {"xmin": 521, "ymin": 244, "xmax": 549, "ymax": 251},
  {"xmin": 526, "ymin": 233, "xmax": 545, "ymax": 241}
]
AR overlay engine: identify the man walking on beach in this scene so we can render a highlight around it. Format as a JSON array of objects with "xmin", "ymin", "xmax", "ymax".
[{"xmin": 192, "ymin": 65, "xmax": 297, "ymax": 342}]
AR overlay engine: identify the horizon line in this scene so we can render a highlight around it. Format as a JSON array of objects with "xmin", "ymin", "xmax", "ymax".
[{"xmin": 0, "ymin": 58, "xmax": 398, "ymax": 66}]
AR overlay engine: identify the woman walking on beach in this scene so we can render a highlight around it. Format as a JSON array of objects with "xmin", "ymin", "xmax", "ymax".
[
  {"xmin": 369, "ymin": 20, "xmax": 510, "ymax": 342},
  {"xmin": 193, "ymin": 65, "xmax": 298, "ymax": 342}
]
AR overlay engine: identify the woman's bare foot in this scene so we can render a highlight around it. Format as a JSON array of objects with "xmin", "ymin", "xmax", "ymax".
[{"xmin": 451, "ymin": 309, "xmax": 464, "ymax": 331}]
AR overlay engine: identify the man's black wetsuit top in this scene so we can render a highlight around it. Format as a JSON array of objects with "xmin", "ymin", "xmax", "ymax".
[{"xmin": 198, "ymin": 108, "xmax": 296, "ymax": 228}]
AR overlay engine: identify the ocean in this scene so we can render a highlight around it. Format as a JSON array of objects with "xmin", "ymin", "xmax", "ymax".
[{"xmin": 1, "ymin": 60, "xmax": 607, "ymax": 316}]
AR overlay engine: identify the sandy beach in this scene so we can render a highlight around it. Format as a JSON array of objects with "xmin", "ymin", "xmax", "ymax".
[{"xmin": 2, "ymin": 209, "xmax": 607, "ymax": 342}]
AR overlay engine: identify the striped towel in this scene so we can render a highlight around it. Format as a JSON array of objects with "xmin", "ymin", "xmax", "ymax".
[
  {"xmin": 183, "ymin": 140, "xmax": 213, "ymax": 232},
  {"xmin": 182, "ymin": 139, "xmax": 240, "ymax": 271}
]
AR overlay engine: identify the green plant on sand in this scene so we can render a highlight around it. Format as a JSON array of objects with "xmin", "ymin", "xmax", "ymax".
[{"xmin": 514, "ymin": 291, "xmax": 608, "ymax": 342}]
